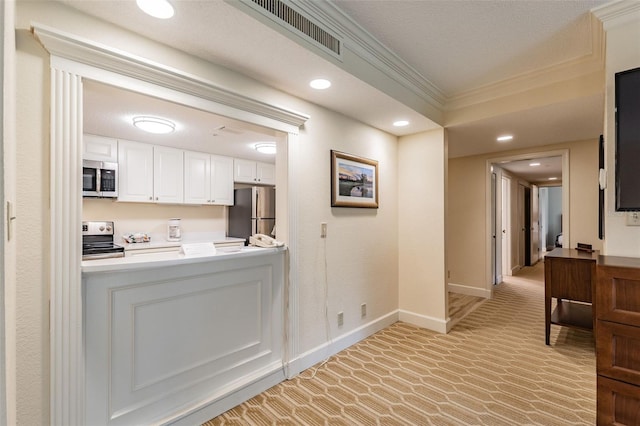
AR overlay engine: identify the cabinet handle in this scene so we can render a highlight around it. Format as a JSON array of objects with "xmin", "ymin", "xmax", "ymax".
[
  {"xmin": 155, "ymin": 197, "xmax": 158, "ymax": 201},
  {"xmin": 149, "ymin": 196, "xmax": 152, "ymax": 201}
]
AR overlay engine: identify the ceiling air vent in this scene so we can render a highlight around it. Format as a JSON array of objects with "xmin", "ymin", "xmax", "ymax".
[{"xmin": 248, "ymin": 0, "xmax": 341, "ymax": 57}]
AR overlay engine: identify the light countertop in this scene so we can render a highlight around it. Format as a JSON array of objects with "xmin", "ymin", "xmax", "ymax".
[
  {"xmin": 82, "ymin": 245, "xmax": 285, "ymax": 274},
  {"xmin": 119, "ymin": 232, "xmax": 245, "ymax": 251}
]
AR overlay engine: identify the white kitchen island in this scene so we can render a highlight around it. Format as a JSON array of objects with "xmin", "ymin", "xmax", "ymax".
[{"xmin": 82, "ymin": 246, "xmax": 286, "ymax": 425}]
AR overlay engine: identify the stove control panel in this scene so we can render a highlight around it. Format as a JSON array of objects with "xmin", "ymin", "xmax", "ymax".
[{"xmin": 82, "ymin": 221, "xmax": 115, "ymax": 236}]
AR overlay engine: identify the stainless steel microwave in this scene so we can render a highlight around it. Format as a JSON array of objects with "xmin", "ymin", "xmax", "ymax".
[{"xmin": 83, "ymin": 160, "xmax": 118, "ymax": 198}]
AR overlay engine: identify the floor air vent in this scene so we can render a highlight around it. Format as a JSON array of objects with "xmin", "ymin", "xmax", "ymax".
[{"xmin": 249, "ymin": 0, "xmax": 341, "ymax": 56}]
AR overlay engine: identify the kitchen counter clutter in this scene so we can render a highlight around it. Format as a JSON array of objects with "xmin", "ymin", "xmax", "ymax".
[
  {"xmin": 119, "ymin": 231, "xmax": 245, "ymax": 253},
  {"xmin": 83, "ymin": 245, "xmax": 286, "ymax": 425}
]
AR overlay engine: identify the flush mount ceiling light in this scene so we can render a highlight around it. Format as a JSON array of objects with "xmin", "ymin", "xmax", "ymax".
[
  {"xmin": 549, "ymin": 177, "xmax": 558, "ymax": 181},
  {"xmin": 136, "ymin": 0, "xmax": 175, "ymax": 19},
  {"xmin": 529, "ymin": 162, "xmax": 541, "ymax": 167},
  {"xmin": 255, "ymin": 143, "xmax": 277, "ymax": 154},
  {"xmin": 393, "ymin": 120, "xmax": 410, "ymax": 127},
  {"xmin": 132, "ymin": 116, "xmax": 175, "ymax": 134},
  {"xmin": 309, "ymin": 79, "xmax": 331, "ymax": 90},
  {"xmin": 497, "ymin": 135, "xmax": 513, "ymax": 142}
]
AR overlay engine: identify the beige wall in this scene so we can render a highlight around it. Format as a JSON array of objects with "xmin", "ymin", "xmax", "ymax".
[
  {"xmin": 398, "ymin": 129, "xmax": 447, "ymax": 328},
  {"xmin": 15, "ymin": 1, "xmax": 401, "ymax": 421},
  {"xmin": 448, "ymin": 138, "xmax": 600, "ymax": 290},
  {"xmin": 15, "ymin": 30, "xmax": 50, "ymax": 426},
  {"xmin": 602, "ymin": 9, "xmax": 640, "ymax": 257}
]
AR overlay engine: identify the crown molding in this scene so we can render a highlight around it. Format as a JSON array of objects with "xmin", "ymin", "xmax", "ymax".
[
  {"xmin": 592, "ymin": 0, "xmax": 640, "ymax": 29},
  {"xmin": 446, "ymin": 14, "xmax": 605, "ymax": 111},
  {"xmin": 30, "ymin": 23, "xmax": 310, "ymax": 132},
  {"xmin": 293, "ymin": 0, "xmax": 446, "ymax": 109}
]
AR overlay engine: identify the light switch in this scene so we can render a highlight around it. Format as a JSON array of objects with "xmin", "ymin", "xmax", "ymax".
[{"xmin": 627, "ymin": 212, "xmax": 640, "ymax": 226}]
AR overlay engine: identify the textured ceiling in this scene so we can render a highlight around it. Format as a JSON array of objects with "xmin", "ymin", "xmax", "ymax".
[{"xmin": 57, "ymin": 0, "xmax": 610, "ymax": 164}]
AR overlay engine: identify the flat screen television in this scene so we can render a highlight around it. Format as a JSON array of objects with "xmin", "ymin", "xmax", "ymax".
[{"xmin": 615, "ymin": 67, "xmax": 640, "ymax": 211}]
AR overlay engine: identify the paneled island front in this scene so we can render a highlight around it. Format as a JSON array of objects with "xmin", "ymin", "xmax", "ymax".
[{"xmin": 82, "ymin": 246, "xmax": 286, "ymax": 425}]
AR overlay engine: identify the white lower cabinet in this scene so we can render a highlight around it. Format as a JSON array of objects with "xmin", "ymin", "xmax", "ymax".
[{"xmin": 184, "ymin": 151, "xmax": 234, "ymax": 205}]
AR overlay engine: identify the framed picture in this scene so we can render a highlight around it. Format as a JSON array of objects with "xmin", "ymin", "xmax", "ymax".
[{"xmin": 331, "ymin": 150, "xmax": 379, "ymax": 208}]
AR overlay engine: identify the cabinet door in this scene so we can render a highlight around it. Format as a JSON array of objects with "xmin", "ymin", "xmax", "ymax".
[
  {"xmin": 184, "ymin": 151, "xmax": 211, "ymax": 205},
  {"xmin": 154, "ymin": 146, "xmax": 184, "ymax": 203},
  {"xmin": 84, "ymin": 134, "xmax": 118, "ymax": 162},
  {"xmin": 211, "ymin": 155, "xmax": 234, "ymax": 205},
  {"xmin": 256, "ymin": 162, "xmax": 276, "ymax": 185},
  {"xmin": 118, "ymin": 140, "xmax": 154, "ymax": 203},
  {"xmin": 233, "ymin": 159, "xmax": 257, "ymax": 184}
]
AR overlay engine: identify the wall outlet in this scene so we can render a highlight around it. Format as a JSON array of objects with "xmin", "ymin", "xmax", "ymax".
[
  {"xmin": 321, "ymin": 222, "xmax": 327, "ymax": 238},
  {"xmin": 361, "ymin": 303, "xmax": 367, "ymax": 318},
  {"xmin": 337, "ymin": 311, "xmax": 344, "ymax": 326},
  {"xmin": 627, "ymin": 212, "xmax": 640, "ymax": 226}
]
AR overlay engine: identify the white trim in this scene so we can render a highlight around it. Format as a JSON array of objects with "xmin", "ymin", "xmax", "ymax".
[
  {"xmin": 485, "ymin": 149, "xmax": 570, "ymax": 291},
  {"xmin": 398, "ymin": 309, "xmax": 448, "ymax": 334},
  {"xmin": 447, "ymin": 283, "xmax": 492, "ymax": 299},
  {"xmin": 34, "ymin": 24, "xmax": 308, "ymax": 426},
  {"xmin": 592, "ymin": 0, "xmax": 640, "ymax": 29},
  {"xmin": 31, "ymin": 23, "xmax": 309, "ymax": 133},
  {"xmin": 49, "ymin": 67, "xmax": 84, "ymax": 426},
  {"xmin": 285, "ymin": 132, "xmax": 300, "ymax": 379},
  {"xmin": 288, "ymin": 311, "xmax": 398, "ymax": 376}
]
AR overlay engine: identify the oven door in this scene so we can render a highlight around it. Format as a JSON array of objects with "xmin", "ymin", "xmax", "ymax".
[{"xmin": 83, "ymin": 160, "xmax": 100, "ymax": 197}]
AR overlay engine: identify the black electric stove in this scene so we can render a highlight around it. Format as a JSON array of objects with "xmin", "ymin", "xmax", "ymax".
[{"xmin": 82, "ymin": 221, "xmax": 125, "ymax": 260}]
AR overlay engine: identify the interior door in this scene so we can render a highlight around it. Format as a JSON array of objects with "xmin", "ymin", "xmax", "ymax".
[
  {"xmin": 501, "ymin": 176, "xmax": 511, "ymax": 276},
  {"xmin": 531, "ymin": 185, "xmax": 540, "ymax": 264}
]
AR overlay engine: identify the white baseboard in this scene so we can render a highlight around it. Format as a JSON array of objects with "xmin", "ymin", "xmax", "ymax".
[
  {"xmin": 161, "ymin": 363, "xmax": 286, "ymax": 426},
  {"xmin": 447, "ymin": 282, "xmax": 492, "ymax": 299},
  {"xmin": 287, "ymin": 310, "xmax": 399, "ymax": 377},
  {"xmin": 398, "ymin": 309, "xmax": 448, "ymax": 334}
]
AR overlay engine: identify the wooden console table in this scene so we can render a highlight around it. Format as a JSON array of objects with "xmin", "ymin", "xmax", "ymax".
[{"xmin": 544, "ymin": 248, "xmax": 599, "ymax": 345}]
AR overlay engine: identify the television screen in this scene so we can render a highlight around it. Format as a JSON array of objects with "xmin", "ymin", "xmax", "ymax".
[{"xmin": 615, "ymin": 67, "xmax": 640, "ymax": 211}]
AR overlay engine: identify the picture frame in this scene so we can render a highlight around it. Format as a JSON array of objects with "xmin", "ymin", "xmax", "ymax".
[{"xmin": 331, "ymin": 150, "xmax": 379, "ymax": 208}]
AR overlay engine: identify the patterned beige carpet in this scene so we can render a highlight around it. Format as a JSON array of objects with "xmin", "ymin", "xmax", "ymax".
[{"xmin": 204, "ymin": 263, "xmax": 596, "ymax": 425}]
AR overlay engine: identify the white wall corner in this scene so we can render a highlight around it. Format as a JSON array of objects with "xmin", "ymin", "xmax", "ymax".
[
  {"xmin": 398, "ymin": 309, "xmax": 448, "ymax": 334},
  {"xmin": 447, "ymin": 282, "xmax": 492, "ymax": 299}
]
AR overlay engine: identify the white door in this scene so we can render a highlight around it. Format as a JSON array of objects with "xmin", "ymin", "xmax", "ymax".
[
  {"xmin": 531, "ymin": 185, "xmax": 540, "ymax": 264},
  {"xmin": 517, "ymin": 184, "xmax": 526, "ymax": 270},
  {"xmin": 501, "ymin": 176, "xmax": 511, "ymax": 276},
  {"xmin": 210, "ymin": 155, "xmax": 234, "ymax": 205},
  {"xmin": 118, "ymin": 140, "xmax": 154, "ymax": 203},
  {"xmin": 184, "ymin": 150, "xmax": 211, "ymax": 205},
  {"xmin": 153, "ymin": 146, "xmax": 184, "ymax": 203}
]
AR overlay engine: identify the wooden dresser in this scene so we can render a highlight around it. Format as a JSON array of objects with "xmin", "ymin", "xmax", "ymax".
[{"xmin": 595, "ymin": 256, "xmax": 640, "ymax": 425}]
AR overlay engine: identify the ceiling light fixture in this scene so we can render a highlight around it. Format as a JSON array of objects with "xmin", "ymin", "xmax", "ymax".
[
  {"xmin": 549, "ymin": 177, "xmax": 558, "ymax": 181},
  {"xmin": 393, "ymin": 120, "xmax": 410, "ymax": 127},
  {"xmin": 132, "ymin": 116, "xmax": 176, "ymax": 134},
  {"xmin": 310, "ymin": 79, "xmax": 331, "ymax": 90},
  {"xmin": 497, "ymin": 135, "xmax": 513, "ymax": 142},
  {"xmin": 255, "ymin": 143, "xmax": 277, "ymax": 154},
  {"xmin": 529, "ymin": 162, "xmax": 541, "ymax": 167},
  {"xmin": 136, "ymin": 0, "xmax": 175, "ymax": 19}
]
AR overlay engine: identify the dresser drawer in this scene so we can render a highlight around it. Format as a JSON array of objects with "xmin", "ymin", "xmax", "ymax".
[
  {"xmin": 596, "ymin": 320, "xmax": 640, "ymax": 386},
  {"xmin": 596, "ymin": 265, "xmax": 640, "ymax": 327},
  {"xmin": 597, "ymin": 375, "xmax": 640, "ymax": 426}
]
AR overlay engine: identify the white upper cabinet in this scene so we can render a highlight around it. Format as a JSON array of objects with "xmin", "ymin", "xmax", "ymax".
[
  {"xmin": 210, "ymin": 155, "xmax": 234, "ymax": 205},
  {"xmin": 234, "ymin": 159, "xmax": 275, "ymax": 185},
  {"xmin": 84, "ymin": 134, "xmax": 118, "ymax": 162},
  {"xmin": 118, "ymin": 140, "xmax": 154, "ymax": 203},
  {"xmin": 153, "ymin": 146, "xmax": 184, "ymax": 204},
  {"xmin": 184, "ymin": 152, "xmax": 233, "ymax": 205}
]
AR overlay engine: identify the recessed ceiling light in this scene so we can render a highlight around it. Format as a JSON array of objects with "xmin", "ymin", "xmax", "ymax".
[
  {"xmin": 255, "ymin": 143, "xmax": 277, "ymax": 154},
  {"xmin": 132, "ymin": 116, "xmax": 175, "ymax": 134},
  {"xmin": 497, "ymin": 135, "xmax": 513, "ymax": 142},
  {"xmin": 529, "ymin": 162, "xmax": 541, "ymax": 167},
  {"xmin": 310, "ymin": 79, "xmax": 331, "ymax": 90},
  {"xmin": 549, "ymin": 177, "xmax": 558, "ymax": 181},
  {"xmin": 393, "ymin": 120, "xmax": 410, "ymax": 127},
  {"xmin": 136, "ymin": 0, "xmax": 175, "ymax": 19}
]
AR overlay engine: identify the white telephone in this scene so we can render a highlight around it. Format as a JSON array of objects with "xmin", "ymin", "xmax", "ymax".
[{"xmin": 250, "ymin": 234, "xmax": 284, "ymax": 248}]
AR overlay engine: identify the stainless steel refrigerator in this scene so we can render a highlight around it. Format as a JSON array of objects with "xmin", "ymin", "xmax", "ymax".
[{"xmin": 228, "ymin": 187, "xmax": 276, "ymax": 245}]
